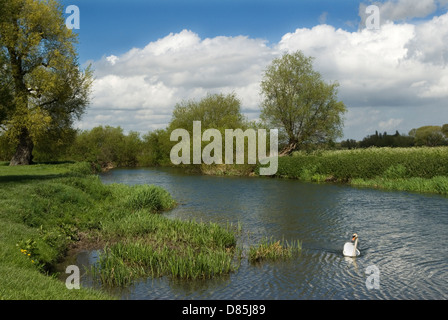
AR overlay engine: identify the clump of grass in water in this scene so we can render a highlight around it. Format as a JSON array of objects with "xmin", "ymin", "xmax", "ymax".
[
  {"xmin": 91, "ymin": 217, "xmax": 241, "ymax": 286},
  {"xmin": 112, "ymin": 184, "xmax": 176, "ymax": 212},
  {"xmin": 248, "ymin": 237, "xmax": 301, "ymax": 263}
]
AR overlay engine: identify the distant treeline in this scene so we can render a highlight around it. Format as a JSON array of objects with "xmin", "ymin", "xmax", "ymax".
[
  {"xmin": 2, "ymin": 123, "xmax": 448, "ymax": 169},
  {"xmin": 1, "ymin": 92, "xmax": 446, "ymax": 168},
  {"xmin": 0, "ymin": 125, "xmax": 171, "ymax": 169},
  {"xmin": 0, "ymin": 93, "xmax": 255, "ymax": 168},
  {"xmin": 341, "ymin": 125, "xmax": 448, "ymax": 149}
]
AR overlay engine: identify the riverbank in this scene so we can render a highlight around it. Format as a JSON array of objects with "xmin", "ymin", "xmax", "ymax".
[
  {"xmin": 0, "ymin": 162, "xmax": 110, "ymax": 299},
  {"xmin": 0, "ymin": 162, "xmax": 240, "ymax": 298},
  {"xmin": 0, "ymin": 162, "xmax": 300, "ymax": 299},
  {"xmin": 258, "ymin": 147, "xmax": 448, "ymax": 196},
  {"xmin": 194, "ymin": 147, "xmax": 448, "ymax": 196}
]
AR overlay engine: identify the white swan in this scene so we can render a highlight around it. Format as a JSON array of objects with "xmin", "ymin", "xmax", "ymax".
[{"xmin": 343, "ymin": 233, "xmax": 360, "ymax": 257}]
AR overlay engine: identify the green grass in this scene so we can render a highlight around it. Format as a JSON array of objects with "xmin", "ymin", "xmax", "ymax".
[
  {"xmin": 118, "ymin": 184, "xmax": 176, "ymax": 211},
  {"xmin": 0, "ymin": 162, "xmax": 242, "ymax": 298},
  {"xmin": 91, "ymin": 238, "xmax": 239, "ymax": 286},
  {"xmin": 264, "ymin": 147, "xmax": 448, "ymax": 195},
  {"xmin": 0, "ymin": 162, "xmax": 304, "ymax": 297},
  {"xmin": 351, "ymin": 176, "xmax": 448, "ymax": 195},
  {"xmin": 92, "ymin": 212, "xmax": 240, "ymax": 286},
  {"xmin": 0, "ymin": 264, "xmax": 108, "ymax": 300},
  {"xmin": 0, "ymin": 163, "xmax": 111, "ymax": 299},
  {"xmin": 248, "ymin": 238, "xmax": 301, "ymax": 263}
]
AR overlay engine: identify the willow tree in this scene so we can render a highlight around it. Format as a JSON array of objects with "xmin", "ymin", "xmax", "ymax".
[
  {"xmin": 169, "ymin": 93, "xmax": 247, "ymax": 133},
  {"xmin": 260, "ymin": 51, "xmax": 346, "ymax": 155},
  {"xmin": 0, "ymin": 0, "xmax": 92, "ymax": 165}
]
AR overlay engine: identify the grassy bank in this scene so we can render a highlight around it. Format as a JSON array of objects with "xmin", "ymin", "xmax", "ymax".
[
  {"xmin": 267, "ymin": 147, "xmax": 448, "ymax": 195},
  {"xmin": 0, "ymin": 162, "xmax": 242, "ymax": 298},
  {"xmin": 0, "ymin": 162, "xmax": 110, "ymax": 299}
]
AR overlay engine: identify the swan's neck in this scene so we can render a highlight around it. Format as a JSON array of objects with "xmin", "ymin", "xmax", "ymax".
[{"xmin": 353, "ymin": 238, "xmax": 358, "ymax": 252}]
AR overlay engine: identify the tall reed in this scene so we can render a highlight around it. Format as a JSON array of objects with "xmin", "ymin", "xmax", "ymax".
[
  {"xmin": 268, "ymin": 147, "xmax": 448, "ymax": 194},
  {"xmin": 274, "ymin": 147, "xmax": 448, "ymax": 181},
  {"xmin": 91, "ymin": 214, "xmax": 240, "ymax": 286},
  {"xmin": 248, "ymin": 237, "xmax": 301, "ymax": 263}
]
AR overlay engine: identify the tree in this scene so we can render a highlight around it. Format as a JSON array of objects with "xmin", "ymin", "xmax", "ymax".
[
  {"xmin": 359, "ymin": 130, "xmax": 414, "ymax": 148},
  {"xmin": 168, "ymin": 93, "xmax": 247, "ymax": 133},
  {"xmin": 442, "ymin": 124, "xmax": 448, "ymax": 138},
  {"xmin": 0, "ymin": 0, "xmax": 92, "ymax": 165},
  {"xmin": 138, "ymin": 129, "xmax": 172, "ymax": 167},
  {"xmin": 409, "ymin": 126, "xmax": 447, "ymax": 147},
  {"xmin": 260, "ymin": 51, "xmax": 346, "ymax": 155},
  {"xmin": 32, "ymin": 127, "xmax": 77, "ymax": 162},
  {"xmin": 168, "ymin": 93, "xmax": 253, "ymax": 166},
  {"xmin": 69, "ymin": 126, "xmax": 142, "ymax": 168},
  {"xmin": 341, "ymin": 139, "xmax": 359, "ymax": 149}
]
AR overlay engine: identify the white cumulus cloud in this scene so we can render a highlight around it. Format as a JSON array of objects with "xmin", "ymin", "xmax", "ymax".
[
  {"xmin": 359, "ymin": 0, "xmax": 438, "ymax": 24},
  {"xmin": 79, "ymin": 10, "xmax": 448, "ymax": 140}
]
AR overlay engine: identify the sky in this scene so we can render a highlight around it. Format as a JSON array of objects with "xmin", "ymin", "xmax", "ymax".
[{"xmin": 60, "ymin": 0, "xmax": 448, "ymax": 140}]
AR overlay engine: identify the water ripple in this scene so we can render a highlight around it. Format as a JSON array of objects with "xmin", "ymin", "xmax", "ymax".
[{"xmin": 65, "ymin": 168, "xmax": 448, "ymax": 300}]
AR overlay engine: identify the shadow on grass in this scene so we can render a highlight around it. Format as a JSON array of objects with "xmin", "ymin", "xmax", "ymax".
[
  {"xmin": 0, "ymin": 174, "xmax": 68, "ymax": 183},
  {"xmin": 0, "ymin": 161, "xmax": 79, "ymax": 183}
]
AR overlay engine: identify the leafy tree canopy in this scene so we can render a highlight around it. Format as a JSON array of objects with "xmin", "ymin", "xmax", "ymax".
[
  {"xmin": 260, "ymin": 51, "xmax": 346, "ymax": 155},
  {"xmin": 0, "ymin": 0, "xmax": 92, "ymax": 165}
]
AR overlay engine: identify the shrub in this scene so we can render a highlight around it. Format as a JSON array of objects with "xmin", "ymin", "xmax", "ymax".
[{"xmin": 383, "ymin": 164, "xmax": 408, "ymax": 179}]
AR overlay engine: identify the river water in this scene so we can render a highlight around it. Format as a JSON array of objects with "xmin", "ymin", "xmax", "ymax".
[{"xmin": 67, "ymin": 167, "xmax": 448, "ymax": 300}]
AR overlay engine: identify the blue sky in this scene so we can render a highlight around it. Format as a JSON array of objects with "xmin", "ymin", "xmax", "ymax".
[
  {"xmin": 64, "ymin": 0, "xmax": 362, "ymax": 63},
  {"xmin": 59, "ymin": 0, "xmax": 448, "ymax": 140}
]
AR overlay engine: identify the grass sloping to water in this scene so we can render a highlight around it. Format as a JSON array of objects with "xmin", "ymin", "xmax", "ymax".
[
  {"xmin": 0, "ymin": 162, "xmax": 301, "ymax": 296},
  {"xmin": 351, "ymin": 176, "xmax": 448, "ymax": 195},
  {"xmin": 0, "ymin": 162, "xmax": 242, "ymax": 298},
  {"xmin": 0, "ymin": 163, "xmax": 112, "ymax": 299}
]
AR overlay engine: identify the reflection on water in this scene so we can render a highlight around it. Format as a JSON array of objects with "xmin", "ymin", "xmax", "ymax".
[{"xmin": 65, "ymin": 167, "xmax": 448, "ymax": 300}]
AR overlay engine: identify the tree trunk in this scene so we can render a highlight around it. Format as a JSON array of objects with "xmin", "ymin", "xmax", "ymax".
[
  {"xmin": 10, "ymin": 129, "xmax": 34, "ymax": 166},
  {"xmin": 279, "ymin": 141, "xmax": 298, "ymax": 157}
]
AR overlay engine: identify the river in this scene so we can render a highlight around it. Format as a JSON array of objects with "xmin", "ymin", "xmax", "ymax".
[{"xmin": 65, "ymin": 167, "xmax": 448, "ymax": 300}]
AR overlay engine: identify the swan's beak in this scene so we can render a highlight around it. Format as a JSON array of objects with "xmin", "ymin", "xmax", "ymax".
[{"xmin": 351, "ymin": 236, "xmax": 356, "ymax": 241}]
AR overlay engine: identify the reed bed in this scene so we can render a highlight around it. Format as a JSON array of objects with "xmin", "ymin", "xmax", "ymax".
[
  {"xmin": 279, "ymin": 147, "xmax": 448, "ymax": 180},
  {"xmin": 91, "ymin": 215, "xmax": 240, "ymax": 286},
  {"xmin": 351, "ymin": 176, "xmax": 448, "ymax": 195},
  {"xmin": 91, "ymin": 241, "xmax": 240, "ymax": 286},
  {"xmin": 271, "ymin": 147, "xmax": 448, "ymax": 195},
  {"xmin": 248, "ymin": 238, "xmax": 301, "ymax": 263}
]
